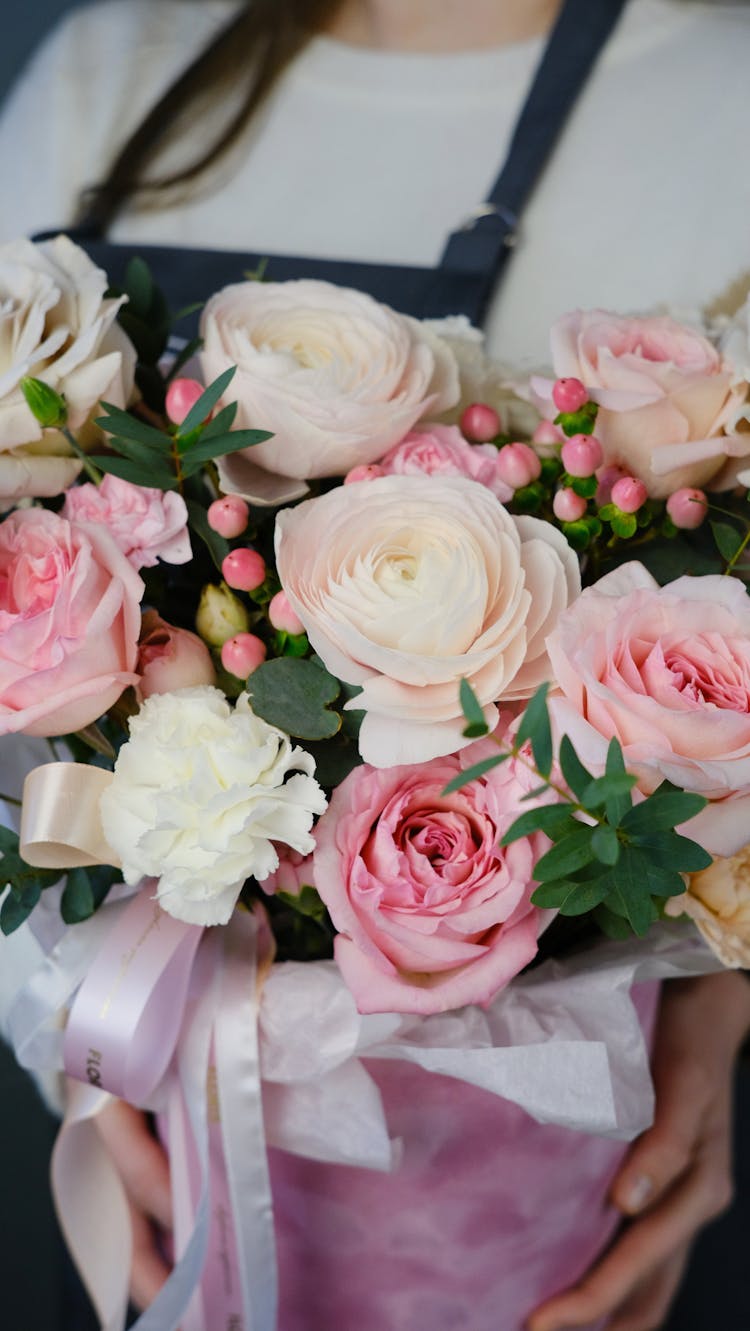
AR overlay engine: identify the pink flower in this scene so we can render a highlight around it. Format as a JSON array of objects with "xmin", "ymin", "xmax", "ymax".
[
  {"xmin": 275, "ymin": 475, "xmax": 580, "ymax": 768},
  {"xmin": 374, "ymin": 424, "xmax": 513, "ymax": 501},
  {"xmin": 259, "ymin": 848, "xmax": 314, "ymax": 897},
  {"xmin": 546, "ymin": 561, "xmax": 750, "ymax": 856},
  {"xmin": 136, "ymin": 611, "xmax": 216, "ymax": 700},
  {"xmin": 313, "ymin": 745, "xmax": 548, "ymax": 1014},
  {"xmin": 0, "ymin": 507, "xmax": 143, "ymax": 736},
  {"xmin": 63, "ymin": 474, "xmax": 191, "ymax": 569},
  {"xmin": 532, "ymin": 310, "xmax": 748, "ymax": 498}
]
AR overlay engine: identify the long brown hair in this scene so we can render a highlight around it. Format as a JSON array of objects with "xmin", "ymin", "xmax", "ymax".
[{"xmin": 75, "ymin": 0, "xmax": 346, "ymax": 234}]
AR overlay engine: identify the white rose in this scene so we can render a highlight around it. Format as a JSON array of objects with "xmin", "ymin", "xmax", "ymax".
[
  {"xmin": 0, "ymin": 234, "xmax": 136, "ymax": 499},
  {"xmin": 200, "ymin": 279, "xmax": 459, "ymax": 486},
  {"xmin": 665, "ymin": 847, "xmax": 750, "ymax": 968},
  {"xmin": 99, "ymin": 686, "xmax": 327, "ymax": 925},
  {"xmin": 275, "ymin": 474, "xmax": 580, "ymax": 768}
]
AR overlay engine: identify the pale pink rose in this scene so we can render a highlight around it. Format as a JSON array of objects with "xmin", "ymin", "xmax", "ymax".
[
  {"xmin": 372, "ymin": 424, "xmax": 513, "ymax": 502},
  {"xmin": 63, "ymin": 474, "xmax": 191, "ymax": 569},
  {"xmin": 532, "ymin": 310, "xmax": 749, "ymax": 498},
  {"xmin": 200, "ymin": 279, "xmax": 459, "ymax": 482},
  {"xmin": 136, "ymin": 611, "xmax": 216, "ymax": 700},
  {"xmin": 0, "ymin": 508, "xmax": 143, "ymax": 736},
  {"xmin": 312, "ymin": 743, "xmax": 548, "ymax": 1014},
  {"xmin": 259, "ymin": 848, "xmax": 314, "ymax": 897},
  {"xmin": 275, "ymin": 475, "xmax": 580, "ymax": 768},
  {"xmin": 0, "ymin": 235, "xmax": 136, "ymax": 499},
  {"xmin": 546, "ymin": 561, "xmax": 750, "ymax": 856}
]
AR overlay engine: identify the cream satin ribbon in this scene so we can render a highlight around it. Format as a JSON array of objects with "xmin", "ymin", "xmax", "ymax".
[{"xmin": 20, "ymin": 762, "xmax": 120, "ymax": 869}]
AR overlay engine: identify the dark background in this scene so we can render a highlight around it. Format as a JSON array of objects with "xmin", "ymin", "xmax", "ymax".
[{"xmin": 0, "ymin": 5, "xmax": 749, "ymax": 1329}]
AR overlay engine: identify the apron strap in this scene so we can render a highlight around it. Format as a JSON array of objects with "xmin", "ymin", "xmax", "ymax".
[{"xmin": 426, "ymin": 0, "xmax": 629, "ymax": 320}]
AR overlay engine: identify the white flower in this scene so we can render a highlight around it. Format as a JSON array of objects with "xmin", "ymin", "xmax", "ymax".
[
  {"xmin": 0, "ymin": 234, "xmax": 136, "ymax": 499},
  {"xmin": 99, "ymin": 686, "xmax": 327, "ymax": 925}
]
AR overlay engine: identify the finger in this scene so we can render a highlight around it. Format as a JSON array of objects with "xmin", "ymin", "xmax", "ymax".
[
  {"xmin": 95, "ymin": 1099, "xmax": 172, "ymax": 1230},
  {"xmin": 128, "ymin": 1196, "xmax": 171, "ymax": 1312},
  {"xmin": 607, "ymin": 1244, "xmax": 690, "ymax": 1331},
  {"xmin": 526, "ymin": 1158, "xmax": 730, "ymax": 1331}
]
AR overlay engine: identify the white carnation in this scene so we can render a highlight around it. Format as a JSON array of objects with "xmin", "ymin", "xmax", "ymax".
[{"xmin": 99, "ymin": 686, "xmax": 327, "ymax": 925}]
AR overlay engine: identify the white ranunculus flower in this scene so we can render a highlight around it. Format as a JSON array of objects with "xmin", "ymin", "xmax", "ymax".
[
  {"xmin": 0, "ymin": 234, "xmax": 136, "ymax": 499},
  {"xmin": 275, "ymin": 474, "xmax": 580, "ymax": 768},
  {"xmin": 99, "ymin": 686, "xmax": 327, "ymax": 925},
  {"xmin": 200, "ymin": 278, "xmax": 459, "ymax": 484}
]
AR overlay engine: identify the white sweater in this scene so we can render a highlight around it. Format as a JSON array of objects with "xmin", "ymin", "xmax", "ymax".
[{"xmin": 0, "ymin": 0, "xmax": 749, "ymax": 366}]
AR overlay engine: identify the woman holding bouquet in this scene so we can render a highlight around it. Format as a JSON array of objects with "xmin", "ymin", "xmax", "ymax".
[{"xmin": 1, "ymin": 1, "xmax": 750, "ymax": 1330}]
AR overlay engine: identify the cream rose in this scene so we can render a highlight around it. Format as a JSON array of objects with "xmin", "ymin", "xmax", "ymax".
[
  {"xmin": 275, "ymin": 475, "xmax": 580, "ymax": 768},
  {"xmin": 99, "ymin": 687, "xmax": 327, "ymax": 926},
  {"xmin": 665, "ymin": 847, "xmax": 750, "ymax": 968},
  {"xmin": 200, "ymin": 279, "xmax": 459, "ymax": 483},
  {"xmin": 532, "ymin": 309, "xmax": 748, "ymax": 498},
  {"xmin": 0, "ymin": 235, "xmax": 136, "ymax": 499}
]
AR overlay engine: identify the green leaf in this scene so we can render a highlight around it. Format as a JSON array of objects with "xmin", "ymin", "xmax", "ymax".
[
  {"xmin": 123, "ymin": 256, "xmax": 154, "ymax": 313},
  {"xmin": 195, "ymin": 402, "xmax": 237, "ymax": 441},
  {"xmin": 459, "ymin": 677, "xmax": 489, "ymax": 739},
  {"xmin": 180, "ymin": 428, "xmax": 273, "ymax": 477},
  {"xmin": 185, "ymin": 499, "xmax": 230, "ymax": 572},
  {"xmin": 556, "ymin": 876, "xmax": 612, "ymax": 916},
  {"xmin": 591, "ymin": 824, "xmax": 620, "ymax": 866},
  {"xmin": 246, "ymin": 657, "xmax": 342, "ymax": 740},
  {"xmin": 558, "ymin": 735, "xmax": 592, "ymax": 801},
  {"xmin": 621, "ymin": 788, "xmax": 708, "ymax": 835},
  {"xmin": 1, "ymin": 882, "xmax": 41, "ymax": 935},
  {"xmin": 96, "ymin": 403, "xmax": 173, "ymax": 452},
  {"xmin": 500, "ymin": 803, "xmax": 575, "ymax": 846},
  {"xmin": 629, "ymin": 831, "xmax": 712, "ymax": 875},
  {"xmin": 277, "ymin": 884, "xmax": 327, "ymax": 922},
  {"xmin": 88, "ymin": 455, "xmax": 178, "ymax": 490},
  {"xmin": 105, "ymin": 435, "xmax": 172, "ymax": 469},
  {"xmin": 530, "ymin": 881, "xmax": 576, "ymax": 909},
  {"xmin": 581, "ymin": 771, "xmax": 637, "ymax": 812},
  {"xmin": 441, "ymin": 752, "xmax": 509, "ymax": 796},
  {"xmin": 177, "ymin": 367, "xmax": 236, "ymax": 437},
  {"xmin": 711, "ymin": 520, "xmax": 744, "ymax": 563},
  {"xmin": 60, "ymin": 866, "xmax": 119, "ymax": 925},
  {"xmin": 611, "ymin": 882, "xmax": 656, "ymax": 936},
  {"xmin": 515, "ymin": 684, "xmax": 552, "ymax": 778},
  {"xmin": 594, "ymin": 903, "xmax": 634, "ymax": 940},
  {"xmin": 533, "ymin": 826, "xmax": 595, "ymax": 881},
  {"xmin": 604, "ymin": 739, "xmax": 634, "ymax": 825}
]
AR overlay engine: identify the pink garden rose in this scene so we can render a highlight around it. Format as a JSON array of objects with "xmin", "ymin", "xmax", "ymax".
[
  {"xmin": 63, "ymin": 474, "xmax": 191, "ymax": 569},
  {"xmin": 0, "ymin": 508, "xmax": 143, "ymax": 736},
  {"xmin": 200, "ymin": 279, "xmax": 459, "ymax": 484},
  {"xmin": 275, "ymin": 475, "xmax": 580, "ymax": 768},
  {"xmin": 546, "ymin": 561, "xmax": 750, "ymax": 856},
  {"xmin": 136, "ymin": 610, "xmax": 216, "ymax": 700},
  {"xmin": 532, "ymin": 310, "xmax": 748, "ymax": 498},
  {"xmin": 368, "ymin": 424, "xmax": 513, "ymax": 502},
  {"xmin": 312, "ymin": 743, "xmax": 548, "ymax": 1015}
]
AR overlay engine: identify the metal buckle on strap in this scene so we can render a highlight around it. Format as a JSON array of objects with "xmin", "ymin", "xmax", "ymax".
[{"xmin": 456, "ymin": 203, "xmax": 519, "ymax": 247}]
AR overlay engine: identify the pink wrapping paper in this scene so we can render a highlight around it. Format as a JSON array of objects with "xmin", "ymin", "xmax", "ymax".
[{"xmin": 267, "ymin": 982, "xmax": 659, "ymax": 1331}]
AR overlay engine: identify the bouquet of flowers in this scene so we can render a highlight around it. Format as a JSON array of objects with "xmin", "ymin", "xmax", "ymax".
[{"xmin": 1, "ymin": 234, "xmax": 749, "ymax": 1331}]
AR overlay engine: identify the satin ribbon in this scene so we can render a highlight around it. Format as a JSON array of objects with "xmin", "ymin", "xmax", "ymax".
[{"xmin": 20, "ymin": 762, "xmax": 119, "ymax": 869}]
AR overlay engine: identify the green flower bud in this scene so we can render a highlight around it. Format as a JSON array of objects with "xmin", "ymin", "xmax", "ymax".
[
  {"xmin": 20, "ymin": 377, "xmax": 68, "ymax": 429},
  {"xmin": 195, "ymin": 582, "xmax": 250, "ymax": 648}
]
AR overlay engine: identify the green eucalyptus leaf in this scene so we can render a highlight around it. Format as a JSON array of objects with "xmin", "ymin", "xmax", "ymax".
[
  {"xmin": 60, "ymin": 866, "xmax": 120, "ymax": 925},
  {"xmin": 711, "ymin": 520, "xmax": 744, "ymax": 563},
  {"xmin": 1, "ymin": 882, "xmax": 41, "ymax": 935},
  {"xmin": 246, "ymin": 657, "xmax": 341, "ymax": 740}
]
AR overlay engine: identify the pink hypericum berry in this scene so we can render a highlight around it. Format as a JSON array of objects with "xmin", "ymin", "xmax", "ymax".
[
  {"xmin": 553, "ymin": 488, "xmax": 588, "ymax": 523},
  {"xmin": 345, "ymin": 464, "xmax": 385, "ymax": 484},
  {"xmin": 561, "ymin": 433, "xmax": 604, "ymax": 478},
  {"xmin": 221, "ymin": 633, "xmax": 267, "ymax": 679},
  {"xmin": 207, "ymin": 496, "xmax": 250, "ymax": 539},
  {"xmin": 268, "ymin": 590, "xmax": 305, "ymax": 636},
  {"xmin": 460, "ymin": 403, "xmax": 502, "ymax": 443},
  {"xmin": 611, "ymin": 476, "xmax": 648, "ymax": 514},
  {"xmin": 595, "ymin": 464, "xmax": 627, "ymax": 507},
  {"xmin": 532, "ymin": 419, "xmax": 564, "ymax": 446},
  {"xmin": 221, "ymin": 547, "xmax": 266, "ymax": 592},
  {"xmin": 165, "ymin": 377, "xmax": 204, "ymax": 426},
  {"xmin": 552, "ymin": 377, "xmax": 588, "ymax": 414},
  {"xmin": 496, "ymin": 442, "xmax": 542, "ymax": 490},
  {"xmin": 666, "ymin": 487, "xmax": 708, "ymax": 530}
]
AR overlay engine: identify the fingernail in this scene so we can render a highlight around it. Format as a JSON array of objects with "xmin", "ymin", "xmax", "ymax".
[{"xmin": 622, "ymin": 1172, "xmax": 654, "ymax": 1212}]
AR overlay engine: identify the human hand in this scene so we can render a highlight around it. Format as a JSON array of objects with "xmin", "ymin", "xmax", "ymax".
[
  {"xmin": 527, "ymin": 969, "xmax": 750, "ymax": 1331},
  {"xmin": 94, "ymin": 1098, "xmax": 173, "ymax": 1311}
]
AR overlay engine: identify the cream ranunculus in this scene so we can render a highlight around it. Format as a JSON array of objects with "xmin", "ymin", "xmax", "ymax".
[
  {"xmin": 275, "ymin": 474, "xmax": 580, "ymax": 768},
  {"xmin": 665, "ymin": 847, "xmax": 750, "ymax": 968},
  {"xmin": 99, "ymin": 686, "xmax": 327, "ymax": 925},
  {"xmin": 200, "ymin": 279, "xmax": 459, "ymax": 485},
  {"xmin": 0, "ymin": 234, "xmax": 136, "ymax": 499}
]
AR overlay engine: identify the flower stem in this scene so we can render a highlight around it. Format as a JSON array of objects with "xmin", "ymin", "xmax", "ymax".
[{"xmin": 62, "ymin": 428, "xmax": 103, "ymax": 484}]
